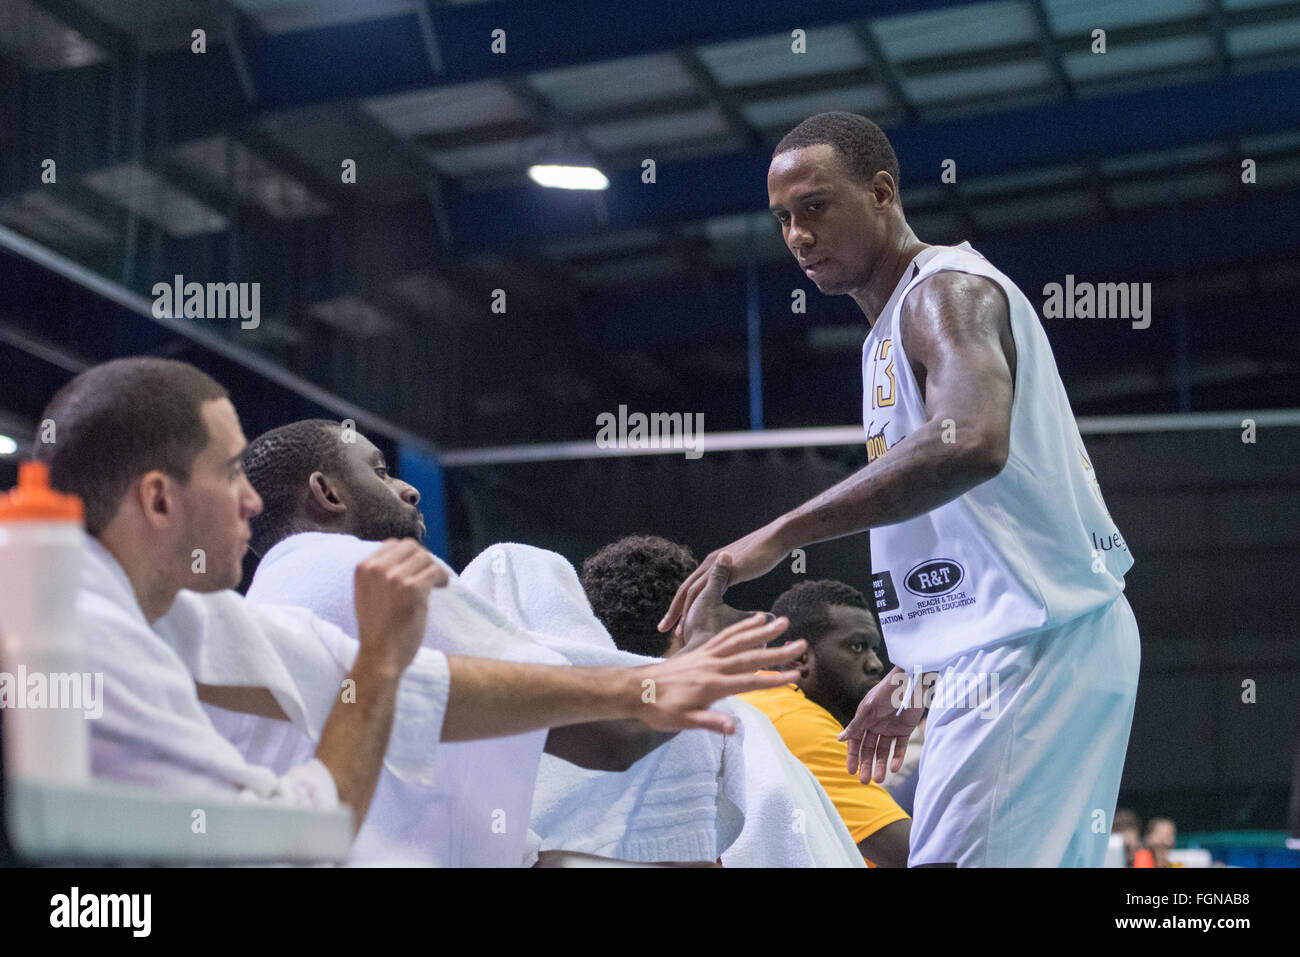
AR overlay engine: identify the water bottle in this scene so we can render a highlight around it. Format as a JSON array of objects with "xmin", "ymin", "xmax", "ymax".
[{"xmin": 0, "ymin": 461, "xmax": 88, "ymax": 787}]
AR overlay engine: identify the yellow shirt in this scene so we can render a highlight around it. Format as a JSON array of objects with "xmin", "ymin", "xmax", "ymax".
[{"xmin": 740, "ymin": 682, "xmax": 909, "ymax": 859}]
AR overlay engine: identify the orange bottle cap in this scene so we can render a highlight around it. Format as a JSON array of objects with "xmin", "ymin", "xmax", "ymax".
[
  {"xmin": 1133, "ymin": 848, "xmax": 1155, "ymax": 868},
  {"xmin": 0, "ymin": 461, "xmax": 84, "ymax": 524}
]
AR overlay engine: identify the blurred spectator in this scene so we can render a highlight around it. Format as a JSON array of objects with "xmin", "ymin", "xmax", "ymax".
[
  {"xmin": 1144, "ymin": 816, "xmax": 1178, "ymax": 868},
  {"xmin": 1112, "ymin": 808, "xmax": 1142, "ymax": 867}
]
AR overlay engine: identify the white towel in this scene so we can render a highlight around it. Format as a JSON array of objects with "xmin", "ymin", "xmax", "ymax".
[
  {"xmin": 461, "ymin": 543, "xmax": 732, "ymax": 862},
  {"xmin": 78, "ymin": 534, "xmax": 277, "ymax": 798},
  {"xmin": 155, "ymin": 551, "xmax": 450, "ymax": 792},
  {"xmin": 716, "ymin": 697, "xmax": 867, "ymax": 867},
  {"xmin": 459, "ymin": 542, "xmax": 864, "ymax": 866},
  {"xmin": 77, "ymin": 535, "xmax": 355, "ymax": 807},
  {"xmin": 235, "ymin": 532, "xmax": 565, "ymax": 866}
]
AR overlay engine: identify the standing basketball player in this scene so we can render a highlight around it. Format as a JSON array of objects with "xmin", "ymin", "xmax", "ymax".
[{"xmin": 660, "ymin": 112, "xmax": 1139, "ymax": 867}]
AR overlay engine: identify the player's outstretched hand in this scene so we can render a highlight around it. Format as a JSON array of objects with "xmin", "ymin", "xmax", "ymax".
[
  {"xmin": 658, "ymin": 523, "xmax": 788, "ymax": 635},
  {"xmin": 634, "ymin": 613, "xmax": 804, "ymax": 734},
  {"xmin": 838, "ymin": 667, "xmax": 925, "ymax": 784},
  {"xmin": 678, "ymin": 552, "xmax": 754, "ymax": 653}
]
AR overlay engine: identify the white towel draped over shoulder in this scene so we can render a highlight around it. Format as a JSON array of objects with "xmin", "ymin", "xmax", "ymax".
[
  {"xmin": 715, "ymin": 697, "xmax": 866, "ymax": 867},
  {"xmin": 77, "ymin": 535, "xmax": 340, "ymax": 809},
  {"xmin": 460, "ymin": 543, "xmax": 728, "ymax": 863},
  {"xmin": 459, "ymin": 542, "xmax": 865, "ymax": 867},
  {"xmin": 228, "ymin": 532, "xmax": 562, "ymax": 867}
]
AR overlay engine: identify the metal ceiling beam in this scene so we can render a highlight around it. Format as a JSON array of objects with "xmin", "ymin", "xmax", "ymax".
[
  {"xmin": 848, "ymin": 21, "xmax": 916, "ymax": 125},
  {"xmin": 25, "ymin": 0, "xmax": 130, "ymax": 58},
  {"xmin": 446, "ymin": 65, "xmax": 1300, "ymax": 249},
  {"xmin": 674, "ymin": 49, "xmax": 763, "ymax": 148},
  {"xmin": 895, "ymin": 2, "xmax": 1297, "ymax": 77},
  {"xmin": 389, "ymin": 0, "xmax": 1298, "ymax": 153},
  {"xmin": 247, "ymin": 0, "xmax": 1300, "ymax": 109},
  {"xmin": 1208, "ymin": 0, "xmax": 1232, "ymax": 76},
  {"xmin": 1027, "ymin": 0, "xmax": 1119, "ymax": 225},
  {"xmin": 247, "ymin": 0, "xmax": 965, "ymax": 110},
  {"xmin": 19, "ymin": 0, "xmax": 1299, "ymax": 194},
  {"xmin": 0, "ymin": 221, "xmax": 440, "ymax": 451}
]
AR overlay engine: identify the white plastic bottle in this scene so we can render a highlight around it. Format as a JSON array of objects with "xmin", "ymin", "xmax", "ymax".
[{"xmin": 0, "ymin": 460, "xmax": 88, "ymax": 787}]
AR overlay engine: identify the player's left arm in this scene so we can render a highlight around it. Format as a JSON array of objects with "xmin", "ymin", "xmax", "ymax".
[{"xmin": 772, "ymin": 270, "xmax": 1015, "ymax": 548}]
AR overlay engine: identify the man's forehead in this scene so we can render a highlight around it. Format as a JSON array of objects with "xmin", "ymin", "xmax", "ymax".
[
  {"xmin": 342, "ymin": 432, "xmax": 382, "ymax": 462},
  {"xmin": 827, "ymin": 603, "xmax": 880, "ymax": 635},
  {"xmin": 768, "ymin": 145, "xmax": 844, "ymax": 193}
]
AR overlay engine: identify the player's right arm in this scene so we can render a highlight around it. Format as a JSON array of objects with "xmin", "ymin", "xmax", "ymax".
[
  {"xmin": 660, "ymin": 271, "xmax": 1014, "ymax": 634},
  {"xmin": 540, "ymin": 557, "xmax": 763, "ymax": 772},
  {"xmin": 315, "ymin": 539, "xmax": 446, "ymax": 832},
  {"xmin": 439, "ymin": 614, "xmax": 805, "ymax": 740}
]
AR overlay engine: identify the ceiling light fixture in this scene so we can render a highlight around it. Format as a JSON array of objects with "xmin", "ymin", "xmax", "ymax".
[{"xmin": 527, "ymin": 164, "xmax": 609, "ymax": 190}]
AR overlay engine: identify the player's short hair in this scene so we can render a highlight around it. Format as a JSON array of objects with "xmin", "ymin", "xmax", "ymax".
[
  {"xmin": 773, "ymin": 111, "xmax": 901, "ymax": 194},
  {"xmin": 242, "ymin": 419, "xmax": 344, "ymax": 557},
  {"xmin": 580, "ymin": 535, "xmax": 698, "ymax": 658},
  {"xmin": 34, "ymin": 357, "xmax": 228, "ymax": 535},
  {"xmin": 770, "ymin": 578, "xmax": 874, "ymax": 647}
]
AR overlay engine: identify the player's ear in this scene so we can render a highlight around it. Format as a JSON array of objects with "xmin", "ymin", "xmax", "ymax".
[
  {"xmin": 134, "ymin": 469, "xmax": 178, "ymax": 530},
  {"xmin": 307, "ymin": 470, "xmax": 347, "ymax": 515},
  {"xmin": 870, "ymin": 170, "xmax": 897, "ymax": 208},
  {"xmin": 792, "ymin": 642, "xmax": 811, "ymax": 678}
]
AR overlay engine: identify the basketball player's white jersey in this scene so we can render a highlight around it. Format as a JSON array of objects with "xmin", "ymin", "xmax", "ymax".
[{"xmin": 862, "ymin": 241, "xmax": 1133, "ymax": 673}]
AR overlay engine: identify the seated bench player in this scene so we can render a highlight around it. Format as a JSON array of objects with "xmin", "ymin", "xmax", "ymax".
[
  {"xmin": 223, "ymin": 417, "xmax": 806, "ymax": 865},
  {"xmin": 582, "ymin": 539, "xmax": 911, "ymax": 866},
  {"xmin": 36, "ymin": 358, "xmax": 805, "ymax": 859}
]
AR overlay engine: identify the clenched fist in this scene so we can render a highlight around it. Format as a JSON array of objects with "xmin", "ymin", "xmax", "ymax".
[{"xmin": 353, "ymin": 539, "xmax": 448, "ymax": 677}]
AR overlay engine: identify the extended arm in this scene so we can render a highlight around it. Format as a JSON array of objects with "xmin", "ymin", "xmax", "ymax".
[
  {"xmin": 661, "ymin": 271, "xmax": 1015, "ymax": 633},
  {"xmin": 775, "ymin": 271, "xmax": 1014, "ymax": 544},
  {"xmin": 440, "ymin": 614, "xmax": 805, "ymax": 741}
]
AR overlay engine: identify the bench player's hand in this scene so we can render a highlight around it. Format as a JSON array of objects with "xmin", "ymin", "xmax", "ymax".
[
  {"xmin": 839, "ymin": 667, "xmax": 925, "ymax": 784},
  {"xmin": 634, "ymin": 614, "xmax": 804, "ymax": 734}
]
